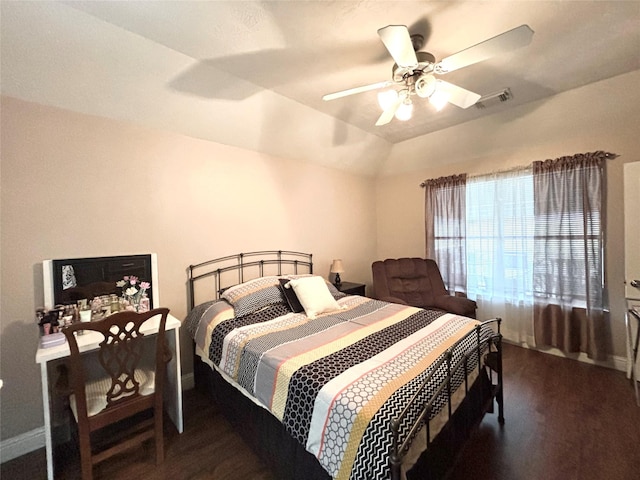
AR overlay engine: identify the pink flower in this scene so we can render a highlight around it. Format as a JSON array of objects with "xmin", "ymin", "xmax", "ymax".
[{"xmin": 117, "ymin": 276, "xmax": 151, "ymax": 306}]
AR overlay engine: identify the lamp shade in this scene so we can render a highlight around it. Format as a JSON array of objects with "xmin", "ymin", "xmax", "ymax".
[
  {"xmin": 377, "ymin": 89, "xmax": 398, "ymax": 110},
  {"xmin": 330, "ymin": 259, "xmax": 345, "ymax": 274},
  {"xmin": 394, "ymin": 99, "xmax": 413, "ymax": 121},
  {"xmin": 429, "ymin": 88, "xmax": 450, "ymax": 111}
]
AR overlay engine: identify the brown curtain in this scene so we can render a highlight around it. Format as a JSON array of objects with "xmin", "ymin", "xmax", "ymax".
[
  {"xmin": 424, "ymin": 174, "xmax": 467, "ymax": 295},
  {"xmin": 532, "ymin": 151, "xmax": 614, "ymax": 360}
]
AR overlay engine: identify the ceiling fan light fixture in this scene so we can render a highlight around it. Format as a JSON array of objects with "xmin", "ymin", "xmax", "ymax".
[
  {"xmin": 323, "ymin": 24, "xmax": 533, "ymax": 126},
  {"xmin": 415, "ymin": 73, "xmax": 437, "ymax": 98},
  {"xmin": 429, "ymin": 89, "xmax": 450, "ymax": 111},
  {"xmin": 395, "ymin": 98, "xmax": 413, "ymax": 121},
  {"xmin": 378, "ymin": 89, "xmax": 399, "ymax": 110}
]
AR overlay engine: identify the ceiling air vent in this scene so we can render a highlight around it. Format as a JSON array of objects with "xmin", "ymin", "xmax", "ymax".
[{"xmin": 474, "ymin": 88, "xmax": 512, "ymax": 109}]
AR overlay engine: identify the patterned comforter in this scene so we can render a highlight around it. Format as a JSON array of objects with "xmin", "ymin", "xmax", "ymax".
[{"xmin": 187, "ymin": 294, "xmax": 491, "ymax": 480}]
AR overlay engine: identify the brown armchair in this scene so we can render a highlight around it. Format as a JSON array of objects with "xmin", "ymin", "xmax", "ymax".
[{"xmin": 372, "ymin": 258, "xmax": 477, "ymax": 318}]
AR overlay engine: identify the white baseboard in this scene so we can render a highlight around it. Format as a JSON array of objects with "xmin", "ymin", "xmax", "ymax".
[
  {"xmin": 1, "ymin": 373, "xmax": 196, "ymax": 464},
  {"xmin": 503, "ymin": 338, "xmax": 628, "ymax": 372},
  {"xmin": 612, "ymin": 354, "xmax": 629, "ymax": 373},
  {"xmin": 0, "ymin": 427, "xmax": 45, "ymax": 463}
]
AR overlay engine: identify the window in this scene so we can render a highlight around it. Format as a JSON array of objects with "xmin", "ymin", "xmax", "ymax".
[
  {"xmin": 425, "ymin": 151, "xmax": 610, "ymax": 358},
  {"xmin": 465, "ymin": 169, "xmax": 534, "ymax": 304}
]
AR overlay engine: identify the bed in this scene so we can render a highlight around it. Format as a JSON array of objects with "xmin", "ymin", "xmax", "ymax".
[{"xmin": 185, "ymin": 251, "xmax": 504, "ymax": 480}]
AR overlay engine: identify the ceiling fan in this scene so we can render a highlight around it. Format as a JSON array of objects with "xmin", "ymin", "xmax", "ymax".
[{"xmin": 322, "ymin": 24, "xmax": 534, "ymax": 126}]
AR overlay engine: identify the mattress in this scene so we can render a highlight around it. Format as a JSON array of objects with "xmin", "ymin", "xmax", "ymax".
[{"xmin": 186, "ymin": 282, "xmax": 494, "ymax": 480}]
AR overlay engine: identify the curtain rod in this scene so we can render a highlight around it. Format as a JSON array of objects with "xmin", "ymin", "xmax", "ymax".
[
  {"xmin": 419, "ymin": 151, "xmax": 617, "ymax": 188},
  {"xmin": 420, "ymin": 164, "xmax": 530, "ymax": 188}
]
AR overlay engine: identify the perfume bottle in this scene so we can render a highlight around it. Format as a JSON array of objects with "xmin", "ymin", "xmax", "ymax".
[{"xmin": 139, "ymin": 293, "xmax": 150, "ymax": 313}]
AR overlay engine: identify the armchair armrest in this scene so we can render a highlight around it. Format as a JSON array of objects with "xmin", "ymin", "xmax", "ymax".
[{"xmin": 432, "ymin": 295, "xmax": 477, "ymax": 318}]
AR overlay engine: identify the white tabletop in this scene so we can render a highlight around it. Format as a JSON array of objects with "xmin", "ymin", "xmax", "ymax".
[{"xmin": 35, "ymin": 313, "xmax": 180, "ymax": 364}]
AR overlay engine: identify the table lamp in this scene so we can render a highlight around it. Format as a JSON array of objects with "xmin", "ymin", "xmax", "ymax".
[{"xmin": 330, "ymin": 259, "xmax": 345, "ymax": 286}]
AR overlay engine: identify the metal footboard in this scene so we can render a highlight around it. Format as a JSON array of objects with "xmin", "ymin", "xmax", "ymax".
[{"xmin": 390, "ymin": 318, "xmax": 503, "ymax": 480}]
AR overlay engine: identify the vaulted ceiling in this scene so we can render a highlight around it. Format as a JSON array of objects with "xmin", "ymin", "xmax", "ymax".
[{"xmin": 2, "ymin": 1, "xmax": 639, "ymax": 175}]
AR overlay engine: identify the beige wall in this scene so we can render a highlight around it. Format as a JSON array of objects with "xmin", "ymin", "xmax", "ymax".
[
  {"xmin": 375, "ymin": 70, "xmax": 640, "ymax": 363},
  {"xmin": 0, "ymin": 96, "xmax": 376, "ymax": 441}
]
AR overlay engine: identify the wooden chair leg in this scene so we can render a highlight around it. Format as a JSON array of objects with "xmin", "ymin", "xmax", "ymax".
[
  {"xmin": 78, "ymin": 432, "xmax": 93, "ymax": 480},
  {"xmin": 155, "ymin": 409, "xmax": 164, "ymax": 464}
]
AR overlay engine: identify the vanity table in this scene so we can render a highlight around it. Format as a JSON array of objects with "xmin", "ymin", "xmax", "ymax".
[{"xmin": 35, "ymin": 313, "xmax": 183, "ymax": 480}]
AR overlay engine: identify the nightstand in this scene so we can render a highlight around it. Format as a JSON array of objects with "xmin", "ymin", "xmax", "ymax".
[{"xmin": 335, "ymin": 281, "xmax": 366, "ymax": 296}]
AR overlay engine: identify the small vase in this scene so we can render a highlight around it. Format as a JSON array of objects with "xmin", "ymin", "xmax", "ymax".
[{"xmin": 139, "ymin": 294, "xmax": 150, "ymax": 313}]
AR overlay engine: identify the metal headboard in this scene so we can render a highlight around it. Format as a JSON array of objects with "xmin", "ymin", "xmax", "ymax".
[{"xmin": 187, "ymin": 250, "xmax": 313, "ymax": 310}]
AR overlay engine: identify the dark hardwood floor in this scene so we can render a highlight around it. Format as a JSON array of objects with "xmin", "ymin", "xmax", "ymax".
[{"xmin": 3, "ymin": 343, "xmax": 639, "ymax": 479}]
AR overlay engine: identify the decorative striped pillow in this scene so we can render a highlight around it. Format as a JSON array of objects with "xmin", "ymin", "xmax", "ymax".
[{"xmin": 221, "ymin": 276, "xmax": 287, "ymax": 317}]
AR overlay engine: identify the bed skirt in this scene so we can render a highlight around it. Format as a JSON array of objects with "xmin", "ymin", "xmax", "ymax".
[{"xmin": 194, "ymin": 354, "xmax": 496, "ymax": 480}]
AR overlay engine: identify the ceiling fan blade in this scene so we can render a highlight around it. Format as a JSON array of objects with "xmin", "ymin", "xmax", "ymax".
[
  {"xmin": 436, "ymin": 80, "xmax": 481, "ymax": 109},
  {"xmin": 436, "ymin": 24, "xmax": 534, "ymax": 74},
  {"xmin": 322, "ymin": 80, "xmax": 392, "ymax": 101},
  {"xmin": 378, "ymin": 25, "xmax": 418, "ymax": 68},
  {"xmin": 375, "ymin": 97, "xmax": 402, "ymax": 126}
]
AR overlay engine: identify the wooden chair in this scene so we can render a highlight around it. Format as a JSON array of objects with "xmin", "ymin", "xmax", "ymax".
[{"xmin": 61, "ymin": 308, "xmax": 171, "ymax": 480}]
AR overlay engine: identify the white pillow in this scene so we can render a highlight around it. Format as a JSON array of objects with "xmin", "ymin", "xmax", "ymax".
[{"xmin": 287, "ymin": 276, "xmax": 343, "ymax": 319}]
